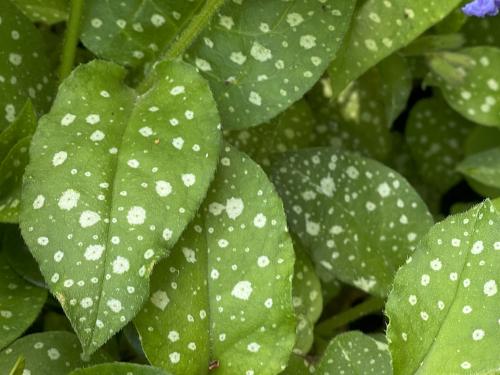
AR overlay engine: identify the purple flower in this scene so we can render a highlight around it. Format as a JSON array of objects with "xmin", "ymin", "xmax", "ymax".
[{"xmin": 462, "ymin": 0, "xmax": 500, "ymax": 17}]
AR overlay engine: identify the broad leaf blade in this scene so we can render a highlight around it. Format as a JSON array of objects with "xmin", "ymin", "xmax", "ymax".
[
  {"xmin": 20, "ymin": 60, "xmax": 221, "ymax": 354},
  {"xmin": 0, "ymin": 252, "xmax": 47, "ymax": 350},
  {"xmin": 272, "ymin": 148, "xmax": 433, "ymax": 297},
  {"xmin": 386, "ymin": 200, "xmax": 500, "ymax": 374},
  {"xmin": 11, "ymin": 0, "xmax": 68, "ymax": 24},
  {"xmin": 329, "ymin": 0, "xmax": 462, "ymax": 97},
  {"xmin": 134, "ymin": 146, "xmax": 295, "ymax": 375},
  {"xmin": 457, "ymin": 148, "xmax": 500, "ymax": 190},
  {"xmin": 0, "ymin": 101, "xmax": 37, "ymax": 163},
  {"xmin": 0, "ymin": 332, "xmax": 110, "ymax": 374},
  {"xmin": 70, "ymin": 363, "xmax": 170, "ymax": 375}
]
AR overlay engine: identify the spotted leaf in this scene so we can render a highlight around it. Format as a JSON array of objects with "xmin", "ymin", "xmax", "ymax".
[
  {"xmin": 280, "ymin": 354, "xmax": 311, "ymax": 375},
  {"xmin": 10, "ymin": 0, "xmax": 68, "ymax": 24},
  {"xmin": 70, "ymin": 363, "xmax": 171, "ymax": 375},
  {"xmin": 134, "ymin": 146, "xmax": 295, "ymax": 375},
  {"xmin": 457, "ymin": 148, "xmax": 500, "ymax": 190},
  {"xmin": 328, "ymin": 0, "xmax": 462, "ymax": 97},
  {"xmin": 430, "ymin": 47, "xmax": 500, "ymax": 127},
  {"xmin": 20, "ymin": 60, "xmax": 221, "ymax": 354},
  {"xmin": 406, "ymin": 96, "xmax": 474, "ymax": 193},
  {"xmin": 0, "ymin": 252, "xmax": 47, "ymax": 350},
  {"xmin": 272, "ymin": 148, "xmax": 433, "ymax": 297},
  {"xmin": 386, "ymin": 200, "xmax": 500, "ymax": 374},
  {"xmin": 184, "ymin": 0, "xmax": 356, "ymax": 129},
  {"xmin": 0, "ymin": 100, "xmax": 36, "ymax": 163},
  {"xmin": 0, "ymin": 0, "xmax": 54, "ymax": 132},
  {"xmin": 0, "ymin": 331, "xmax": 110, "ymax": 374},
  {"xmin": 312, "ymin": 331, "xmax": 391, "ymax": 374},
  {"xmin": 80, "ymin": 0, "xmax": 204, "ymax": 68},
  {"xmin": 224, "ymin": 99, "xmax": 316, "ymax": 171},
  {"xmin": 462, "ymin": 16, "xmax": 500, "ymax": 47}
]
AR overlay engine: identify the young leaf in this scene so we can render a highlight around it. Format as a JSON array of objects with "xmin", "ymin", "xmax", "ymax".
[
  {"xmin": 386, "ymin": 200, "xmax": 500, "ymax": 374},
  {"xmin": 0, "ymin": 137, "xmax": 31, "ymax": 223},
  {"xmin": 185, "ymin": 0, "xmax": 356, "ymax": 129},
  {"xmin": 272, "ymin": 148, "xmax": 433, "ymax": 297},
  {"xmin": 406, "ymin": 96, "xmax": 474, "ymax": 193},
  {"xmin": 0, "ymin": 252, "xmax": 47, "ymax": 350},
  {"xmin": 134, "ymin": 145, "xmax": 295, "ymax": 375},
  {"xmin": 328, "ymin": 0, "xmax": 462, "ymax": 97},
  {"xmin": 457, "ymin": 148, "xmax": 500, "ymax": 190},
  {"xmin": 224, "ymin": 99, "xmax": 316, "ymax": 170},
  {"xmin": 312, "ymin": 331, "xmax": 391, "ymax": 374},
  {"xmin": 0, "ymin": 0, "xmax": 54, "ymax": 132},
  {"xmin": 70, "ymin": 363, "xmax": 170, "ymax": 375},
  {"xmin": 430, "ymin": 47, "xmax": 500, "ymax": 127},
  {"xmin": 20, "ymin": 60, "xmax": 221, "ymax": 354},
  {"xmin": 80, "ymin": 0, "xmax": 204, "ymax": 68},
  {"xmin": 0, "ymin": 331, "xmax": 110, "ymax": 374},
  {"xmin": 10, "ymin": 0, "xmax": 68, "ymax": 25}
]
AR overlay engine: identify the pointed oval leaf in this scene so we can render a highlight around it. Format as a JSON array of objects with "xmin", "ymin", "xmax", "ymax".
[
  {"xmin": 0, "ymin": 0, "xmax": 54, "ymax": 132},
  {"xmin": 313, "ymin": 331, "xmax": 391, "ymax": 374},
  {"xmin": 386, "ymin": 201, "xmax": 500, "ymax": 374},
  {"xmin": 0, "ymin": 252, "xmax": 47, "ymax": 350},
  {"xmin": 80, "ymin": 0, "xmax": 204, "ymax": 68},
  {"xmin": 457, "ymin": 147, "xmax": 500, "ymax": 190},
  {"xmin": 0, "ymin": 332, "xmax": 110, "ymax": 375},
  {"xmin": 272, "ymin": 148, "xmax": 433, "ymax": 297},
  {"xmin": 328, "ymin": 0, "xmax": 461, "ymax": 97},
  {"xmin": 406, "ymin": 97, "xmax": 474, "ymax": 193},
  {"xmin": 10, "ymin": 0, "xmax": 68, "ymax": 24},
  {"xmin": 431, "ymin": 47, "xmax": 500, "ymax": 127},
  {"xmin": 185, "ymin": 0, "xmax": 356, "ymax": 129},
  {"xmin": 20, "ymin": 60, "xmax": 221, "ymax": 354},
  {"xmin": 70, "ymin": 363, "xmax": 171, "ymax": 375},
  {"xmin": 134, "ymin": 145, "xmax": 295, "ymax": 375}
]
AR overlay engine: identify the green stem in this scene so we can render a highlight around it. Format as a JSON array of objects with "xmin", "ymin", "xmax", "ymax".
[
  {"xmin": 59, "ymin": 0, "xmax": 85, "ymax": 82},
  {"xmin": 315, "ymin": 297, "xmax": 385, "ymax": 338},
  {"xmin": 162, "ymin": 0, "xmax": 226, "ymax": 61}
]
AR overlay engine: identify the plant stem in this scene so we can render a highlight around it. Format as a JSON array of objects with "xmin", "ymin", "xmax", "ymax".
[
  {"xmin": 59, "ymin": 0, "xmax": 85, "ymax": 82},
  {"xmin": 162, "ymin": 0, "xmax": 226, "ymax": 61},
  {"xmin": 315, "ymin": 297, "xmax": 385, "ymax": 337}
]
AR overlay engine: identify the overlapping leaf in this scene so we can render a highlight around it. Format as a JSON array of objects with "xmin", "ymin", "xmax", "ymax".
[
  {"xmin": 11, "ymin": 0, "xmax": 68, "ymax": 24},
  {"xmin": 70, "ymin": 363, "xmax": 170, "ymax": 375},
  {"xmin": 20, "ymin": 60, "xmax": 221, "ymax": 354},
  {"xmin": 462, "ymin": 16, "xmax": 500, "ymax": 47},
  {"xmin": 0, "ymin": 252, "xmax": 47, "ymax": 350},
  {"xmin": 387, "ymin": 200, "xmax": 500, "ymax": 374},
  {"xmin": 406, "ymin": 96, "xmax": 474, "ymax": 193},
  {"xmin": 134, "ymin": 146, "xmax": 295, "ymax": 375},
  {"xmin": 328, "ymin": 0, "xmax": 462, "ymax": 97},
  {"xmin": 457, "ymin": 148, "xmax": 500, "ymax": 190},
  {"xmin": 312, "ymin": 331, "xmax": 391, "ymax": 374},
  {"xmin": 0, "ymin": 332, "xmax": 110, "ymax": 374},
  {"xmin": 0, "ymin": 0, "xmax": 54, "ymax": 132},
  {"xmin": 272, "ymin": 148, "xmax": 433, "ymax": 297},
  {"xmin": 430, "ymin": 47, "xmax": 500, "ymax": 127}
]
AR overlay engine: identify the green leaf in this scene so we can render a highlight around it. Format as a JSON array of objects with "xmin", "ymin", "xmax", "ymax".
[
  {"xmin": 272, "ymin": 148, "xmax": 433, "ymax": 297},
  {"xmin": 70, "ymin": 363, "xmax": 170, "ymax": 375},
  {"xmin": 185, "ymin": 0, "xmax": 356, "ymax": 129},
  {"xmin": 280, "ymin": 354, "xmax": 311, "ymax": 375},
  {"xmin": 20, "ymin": 60, "xmax": 221, "ymax": 354},
  {"xmin": 134, "ymin": 145, "xmax": 295, "ymax": 375},
  {"xmin": 0, "ymin": 252, "xmax": 47, "ymax": 350},
  {"xmin": 225, "ymin": 99, "xmax": 316, "ymax": 171},
  {"xmin": 80, "ymin": 0, "xmax": 204, "ymax": 68},
  {"xmin": 406, "ymin": 96, "xmax": 474, "ymax": 193},
  {"xmin": 0, "ymin": 0, "xmax": 54, "ymax": 132},
  {"xmin": 328, "ymin": 0, "xmax": 461, "ymax": 97},
  {"xmin": 308, "ymin": 54, "xmax": 411, "ymax": 161},
  {"xmin": 430, "ymin": 47, "xmax": 500, "ymax": 127},
  {"xmin": 11, "ymin": 0, "xmax": 68, "ymax": 25},
  {"xmin": 312, "ymin": 331, "xmax": 391, "ymax": 374},
  {"xmin": 7, "ymin": 356, "xmax": 24, "ymax": 375},
  {"xmin": 0, "ymin": 137, "xmax": 31, "ymax": 223},
  {"xmin": 0, "ymin": 331, "xmax": 110, "ymax": 374},
  {"xmin": 0, "ymin": 101, "xmax": 36, "ymax": 164},
  {"xmin": 292, "ymin": 241, "xmax": 322, "ymax": 356},
  {"xmin": 462, "ymin": 16, "xmax": 500, "ymax": 47},
  {"xmin": 457, "ymin": 148, "xmax": 500, "ymax": 190},
  {"xmin": 386, "ymin": 200, "xmax": 500, "ymax": 374}
]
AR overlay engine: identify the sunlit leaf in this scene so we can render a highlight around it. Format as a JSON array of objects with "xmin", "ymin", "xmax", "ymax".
[
  {"xmin": 70, "ymin": 362, "xmax": 170, "ymax": 375},
  {"xmin": 134, "ymin": 145, "xmax": 295, "ymax": 375},
  {"xmin": 0, "ymin": 332, "xmax": 110, "ymax": 374},
  {"xmin": 272, "ymin": 148, "xmax": 433, "ymax": 297},
  {"xmin": 387, "ymin": 200, "xmax": 500, "ymax": 374},
  {"xmin": 0, "ymin": 252, "xmax": 47, "ymax": 350},
  {"xmin": 20, "ymin": 60, "xmax": 221, "ymax": 354}
]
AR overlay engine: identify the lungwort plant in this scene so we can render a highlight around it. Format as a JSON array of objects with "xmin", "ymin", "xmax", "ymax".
[{"xmin": 0, "ymin": 0, "xmax": 499, "ymax": 374}]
